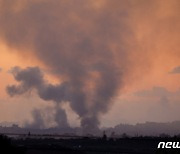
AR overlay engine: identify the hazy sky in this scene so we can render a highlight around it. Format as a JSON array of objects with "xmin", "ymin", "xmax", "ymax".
[{"xmin": 0, "ymin": 0, "xmax": 180, "ymax": 128}]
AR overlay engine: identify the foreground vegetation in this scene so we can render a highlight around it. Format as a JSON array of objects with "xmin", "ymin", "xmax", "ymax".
[{"xmin": 0, "ymin": 134, "xmax": 179, "ymax": 154}]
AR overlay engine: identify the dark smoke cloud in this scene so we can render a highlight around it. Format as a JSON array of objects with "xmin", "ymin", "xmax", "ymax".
[
  {"xmin": 1, "ymin": 0, "xmax": 132, "ymax": 132},
  {"xmin": 26, "ymin": 109, "xmax": 45, "ymax": 129},
  {"xmin": 7, "ymin": 67, "xmax": 69, "ymax": 128},
  {"xmin": 55, "ymin": 107, "xmax": 69, "ymax": 128},
  {"xmin": 169, "ymin": 66, "xmax": 180, "ymax": 74}
]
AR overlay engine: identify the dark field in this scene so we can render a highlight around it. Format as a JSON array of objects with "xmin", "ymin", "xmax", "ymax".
[{"xmin": 0, "ymin": 134, "xmax": 179, "ymax": 154}]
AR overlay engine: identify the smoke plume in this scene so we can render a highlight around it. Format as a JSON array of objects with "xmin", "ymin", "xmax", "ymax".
[
  {"xmin": 7, "ymin": 67, "xmax": 69, "ymax": 128},
  {"xmin": 0, "ymin": 0, "xmax": 128, "ymax": 132},
  {"xmin": 0, "ymin": 0, "xmax": 155, "ymax": 132}
]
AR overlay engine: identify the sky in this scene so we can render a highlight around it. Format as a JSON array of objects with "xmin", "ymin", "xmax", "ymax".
[{"xmin": 0, "ymin": 0, "xmax": 180, "ymax": 129}]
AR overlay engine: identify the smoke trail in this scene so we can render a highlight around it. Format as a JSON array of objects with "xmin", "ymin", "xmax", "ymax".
[{"xmin": 26, "ymin": 109, "xmax": 45, "ymax": 129}]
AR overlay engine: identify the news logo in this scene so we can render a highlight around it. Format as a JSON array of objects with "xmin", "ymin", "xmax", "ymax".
[{"xmin": 158, "ymin": 142, "xmax": 180, "ymax": 149}]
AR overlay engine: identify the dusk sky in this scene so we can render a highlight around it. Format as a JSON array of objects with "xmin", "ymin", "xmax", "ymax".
[{"xmin": 0, "ymin": 0, "xmax": 180, "ymax": 129}]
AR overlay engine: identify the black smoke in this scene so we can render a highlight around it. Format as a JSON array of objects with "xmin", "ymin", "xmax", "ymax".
[
  {"xmin": 1, "ymin": 0, "xmax": 130, "ymax": 133},
  {"xmin": 7, "ymin": 67, "xmax": 69, "ymax": 128}
]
